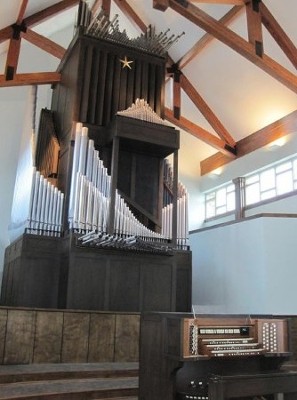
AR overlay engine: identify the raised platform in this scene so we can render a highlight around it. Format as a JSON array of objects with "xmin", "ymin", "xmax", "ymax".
[
  {"xmin": 1, "ymin": 232, "xmax": 191, "ymax": 312},
  {"xmin": 0, "ymin": 362, "xmax": 138, "ymax": 400}
]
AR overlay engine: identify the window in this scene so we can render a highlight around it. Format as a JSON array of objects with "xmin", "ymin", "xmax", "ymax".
[
  {"xmin": 204, "ymin": 154, "xmax": 297, "ymax": 220},
  {"xmin": 245, "ymin": 155, "xmax": 297, "ymax": 206},
  {"xmin": 205, "ymin": 183, "xmax": 235, "ymax": 219}
]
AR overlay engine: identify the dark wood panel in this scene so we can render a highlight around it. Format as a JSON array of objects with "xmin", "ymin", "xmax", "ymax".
[
  {"xmin": 141, "ymin": 60, "xmax": 148, "ymax": 103},
  {"xmin": 88, "ymin": 47, "xmax": 100, "ymax": 124},
  {"xmin": 115, "ymin": 314, "xmax": 140, "ymax": 362},
  {"xmin": 103, "ymin": 53, "xmax": 116, "ymax": 124},
  {"xmin": 80, "ymin": 44, "xmax": 94, "ymax": 122},
  {"xmin": 0, "ymin": 309, "xmax": 7, "ymax": 364},
  {"xmin": 126, "ymin": 57, "xmax": 136, "ymax": 108},
  {"xmin": 95, "ymin": 50, "xmax": 108, "ymax": 125},
  {"xmin": 109, "ymin": 262, "xmax": 140, "ymax": 312},
  {"xmin": 133, "ymin": 59, "xmax": 142, "ymax": 100},
  {"xmin": 2, "ymin": 233, "xmax": 191, "ymax": 313},
  {"xmin": 61, "ymin": 312, "xmax": 90, "ymax": 363},
  {"xmin": 142, "ymin": 264, "xmax": 172, "ymax": 311},
  {"xmin": 66, "ymin": 253, "xmax": 107, "ymax": 310},
  {"xmin": 33, "ymin": 311, "xmax": 63, "ymax": 363},
  {"xmin": 88, "ymin": 314, "xmax": 116, "ymax": 362},
  {"xmin": 4, "ymin": 309, "xmax": 35, "ymax": 364},
  {"xmin": 148, "ymin": 63, "xmax": 156, "ymax": 111},
  {"xmin": 119, "ymin": 61, "xmax": 129, "ymax": 111}
]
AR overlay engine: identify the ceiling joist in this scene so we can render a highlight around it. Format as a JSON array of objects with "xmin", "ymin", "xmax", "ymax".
[
  {"xmin": 200, "ymin": 109, "xmax": 297, "ymax": 175},
  {"xmin": 189, "ymin": 0, "xmax": 244, "ymax": 4},
  {"xmin": 155, "ymin": 0, "xmax": 297, "ymax": 94},
  {"xmin": 16, "ymin": 0, "xmax": 29, "ymax": 25},
  {"xmin": 165, "ymin": 107, "xmax": 236, "ymax": 158},
  {"xmin": 0, "ymin": 72, "xmax": 61, "ymax": 87},
  {"xmin": 24, "ymin": 0, "xmax": 79, "ymax": 28},
  {"xmin": 246, "ymin": 0, "xmax": 263, "ymax": 56},
  {"xmin": 22, "ymin": 29, "xmax": 66, "ymax": 59},
  {"xmin": 113, "ymin": 0, "xmax": 147, "ymax": 33},
  {"xmin": 260, "ymin": 2, "xmax": 297, "ymax": 69},
  {"xmin": 176, "ymin": 5, "xmax": 244, "ymax": 69},
  {"xmin": 92, "ymin": 0, "xmax": 111, "ymax": 16},
  {"xmin": 179, "ymin": 74, "xmax": 236, "ymax": 146}
]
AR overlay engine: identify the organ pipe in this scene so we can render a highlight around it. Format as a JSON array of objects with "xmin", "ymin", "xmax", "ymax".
[
  {"xmin": 27, "ymin": 167, "xmax": 64, "ymax": 236},
  {"xmin": 69, "ymin": 122, "xmax": 189, "ymax": 250}
]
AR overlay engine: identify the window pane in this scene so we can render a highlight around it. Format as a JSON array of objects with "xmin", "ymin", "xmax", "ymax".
[
  {"xmin": 206, "ymin": 192, "xmax": 215, "ymax": 201},
  {"xmin": 216, "ymin": 206, "xmax": 226, "ymax": 215},
  {"xmin": 293, "ymin": 160, "xmax": 297, "ymax": 180},
  {"xmin": 276, "ymin": 161, "xmax": 291, "ymax": 174},
  {"xmin": 226, "ymin": 184, "xmax": 235, "ymax": 193},
  {"xmin": 260, "ymin": 169, "xmax": 275, "ymax": 191},
  {"xmin": 226, "ymin": 192, "xmax": 235, "ymax": 211},
  {"xmin": 206, "ymin": 201, "xmax": 215, "ymax": 218},
  {"xmin": 245, "ymin": 182, "xmax": 260, "ymax": 205},
  {"xmin": 276, "ymin": 170, "xmax": 293, "ymax": 195},
  {"xmin": 216, "ymin": 188, "xmax": 226, "ymax": 207},
  {"xmin": 261, "ymin": 189, "xmax": 276, "ymax": 200},
  {"xmin": 246, "ymin": 175, "xmax": 259, "ymax": 185}
]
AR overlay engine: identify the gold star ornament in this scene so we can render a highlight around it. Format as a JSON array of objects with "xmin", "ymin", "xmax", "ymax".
[{"xmin": 120, "ymin": 56, "xmax": 133, "ymax": 70}]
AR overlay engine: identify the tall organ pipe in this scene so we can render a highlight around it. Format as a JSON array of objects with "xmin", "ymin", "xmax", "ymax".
[
  {"xmin": 27, "ymin": 168, "xmax": 64, "ymax": 235},
  {"xmin": 70, "ymin": 123, "xmax": 189, "ymax": 248}
]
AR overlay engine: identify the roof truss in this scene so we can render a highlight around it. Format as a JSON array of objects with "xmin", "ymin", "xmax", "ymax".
[{"xmin": 0, "ymin": 0, "xmax": 296, "ymax": 170}]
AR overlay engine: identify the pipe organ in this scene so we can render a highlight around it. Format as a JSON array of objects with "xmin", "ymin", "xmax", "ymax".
[
  {"xmin": 1, "ymin": 2, "xmax": 192, "ymax": 312},
  {"xmin": 140, "ymin": 313, "xmax": 294, "ymax": 400}
]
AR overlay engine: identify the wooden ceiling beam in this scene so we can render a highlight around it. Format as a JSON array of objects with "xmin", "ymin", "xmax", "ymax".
[
  {"xmin": 200, "ymin": 109, "xmax": 297, "ymax": 175},
  {"xmin": 5, "ymin": 32, "xmax": 22, "ymax": 80},
  {"xmin": 113, "ymin": 0, "xmax": 147, "ymax": 33},
  {"xmin": 0, "ymin": 72, "xmax": 61, "ymax": 87},
  {"xmin": 189, "ymin": 0, "xmax": 244, "ymax": 4},
  {"xmin": 177, "ymin": 5, "xmax": 244, "ymax": 69},
  {"xmin": 246, "ymin": 0, "xmax": 263, "ymax": 56},
  {"xmin": 260, "ymin": 2, "xmax": 297, "ymax": 69},
  {"xmin": 92, "ymin": 0, "xmax": 111, "ymax": 16},
  {"xmin": 180, "ymin": 74, "xmax": 236, "ymax": 146},
  {"xmin": 16, "ymin": 0, "xmax": 29, "ymax": 25},
  {"xmin": 165, "ymin": 107, "xmax": 236, "ymax": 157},
  {"xmin": 0, "ymin": 26, "xmax": 13, "ymax": 44},
  {"xmin": 24, "ymin": 0, "xmax": 79, "ymax": 28},
  {"xmin": 173, "ymin": 72, "xmax": 181, "ymax": 119},
  {"xmin": 165, "ymin": 0, "xmax": 297, "ymax": 94},
  {"xmin": 22, "ymin": 29, "xmax": 66, "ymax": 59}
]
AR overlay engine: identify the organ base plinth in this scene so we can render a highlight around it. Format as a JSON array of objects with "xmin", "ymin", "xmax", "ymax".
[{"xmin": 1, "ymin": 233, "xmax": 191, "ymax": 312}]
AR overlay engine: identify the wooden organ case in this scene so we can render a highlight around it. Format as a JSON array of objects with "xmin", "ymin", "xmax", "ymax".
[
  {"xmin": 139, "ymin": 313, "xmax": 297, "ymax": 400},
  {"xmin": 1, "ymin": 4, "xmax": 191, "ymax": 312}
]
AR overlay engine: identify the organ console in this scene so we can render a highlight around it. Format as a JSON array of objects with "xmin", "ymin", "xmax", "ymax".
[{"xmin": 139, "ymin": 313, "xmax": 297, "ymax": 400}]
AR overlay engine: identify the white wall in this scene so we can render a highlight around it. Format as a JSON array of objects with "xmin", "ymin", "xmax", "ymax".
[
  {"xmin": 190, "ymin": 216, "xmax": 297, "ymax": 315},
  {"xmin": 189, "ymin": 133, "xmax": 297, "ymax": 316}
]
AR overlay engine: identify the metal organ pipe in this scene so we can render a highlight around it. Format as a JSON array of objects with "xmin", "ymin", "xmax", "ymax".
[
  {"xmin": 70, "ymin": 123, "xmax": 189, "ymax": 250},
  {"xmin": 27, "ymin": 167, "xmax": 64, "ymax": 235}
]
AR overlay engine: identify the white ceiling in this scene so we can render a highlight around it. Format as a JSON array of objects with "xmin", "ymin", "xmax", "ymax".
[{"xmin": 0, "ymin": 0, "xmax": 297, "ymax": 179}]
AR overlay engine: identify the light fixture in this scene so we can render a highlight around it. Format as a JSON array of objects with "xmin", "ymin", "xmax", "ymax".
[
  {"xmin": 210, "ymin": 167, "xmax": 223, "ymax": 177},
  {"xmin": 266, "ymin": 137, "xmax": 287, "ymax": 150}
]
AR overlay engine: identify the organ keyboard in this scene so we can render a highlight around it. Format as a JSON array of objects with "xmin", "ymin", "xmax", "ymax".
[
  {"xmin": 139, "ymin": 313, "xmax": 293, "ymax": 400},
  {"xmin": 182, "ymin": 317, "xmax": 288, "ymax": 358}
]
